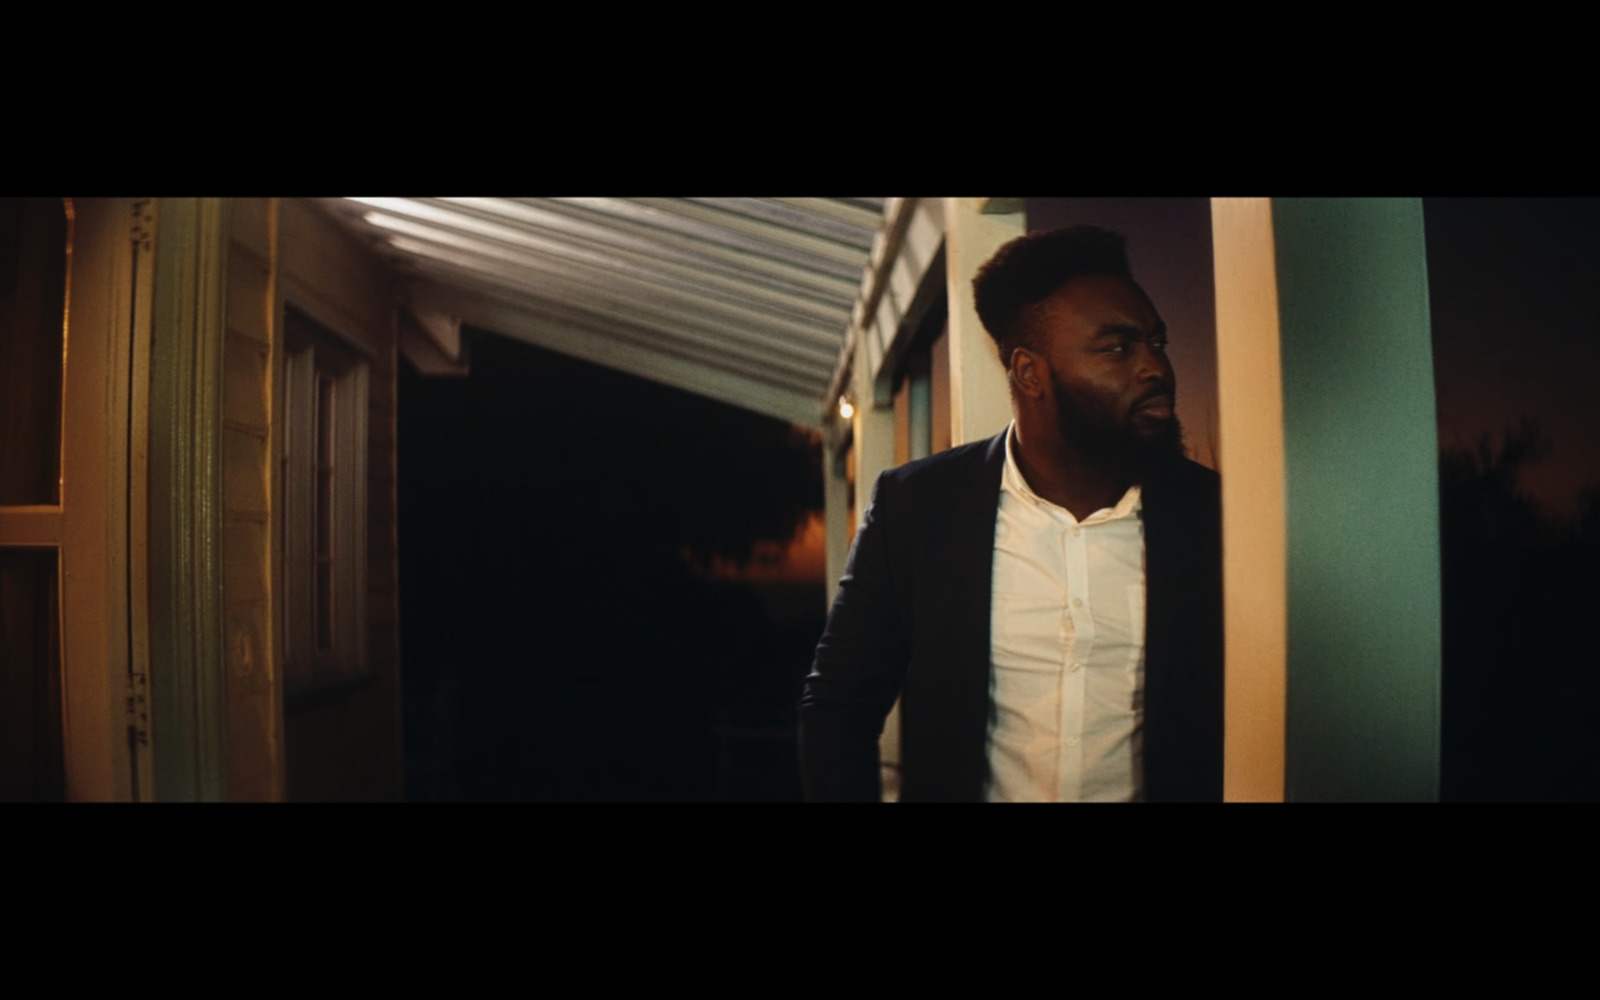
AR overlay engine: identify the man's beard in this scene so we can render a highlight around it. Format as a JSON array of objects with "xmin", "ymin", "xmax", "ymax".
[{"xmin": 1052, "ymin": 376, "xmax": 1186, "ymax": 483}]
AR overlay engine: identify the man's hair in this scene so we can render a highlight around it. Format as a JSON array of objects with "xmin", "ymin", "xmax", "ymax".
[{"xmin": 972, "ymin": 225, "xmax": 1134, "ymax": 364}]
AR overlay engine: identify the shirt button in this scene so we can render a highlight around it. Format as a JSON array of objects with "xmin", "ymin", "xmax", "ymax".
[
  {"xmin": 1070, "ymin": 662, "xmax": 1083, "ymax": 672},
  {"xmin": 1066, "ymin": 737, "xmax": 1080, "ymax": 747},
  {"xmin": 1072, "ymin": 597, "xmax": 1083, "ymax": 608},
  {"xmin": 1071, "ymin": 526, "xmax": 1081, "ymax": 537}
]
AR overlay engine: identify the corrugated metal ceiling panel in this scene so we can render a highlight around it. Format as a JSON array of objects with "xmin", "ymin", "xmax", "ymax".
[{"xmin": 323, "ymin": 197, "xmax": 885, "ymax": 425}]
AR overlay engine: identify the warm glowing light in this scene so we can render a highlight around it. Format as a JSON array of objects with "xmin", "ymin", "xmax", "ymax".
[{"xmin": 838, "ymin": 398, "xmax": 854, "ymax": 420}]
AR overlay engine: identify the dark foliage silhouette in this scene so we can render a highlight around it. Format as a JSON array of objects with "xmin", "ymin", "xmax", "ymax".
[{"xmin": 1438, "ymin": 420, "xmax": 1600, "ymax": 801}]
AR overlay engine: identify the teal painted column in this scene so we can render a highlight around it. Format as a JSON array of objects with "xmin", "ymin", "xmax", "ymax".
[{"xmin": 1273, "ymin": 199, "xmax": 1441, "ymax": 801}]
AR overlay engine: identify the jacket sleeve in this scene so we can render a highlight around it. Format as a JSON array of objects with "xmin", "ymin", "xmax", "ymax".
[{"xmin": 797, "ymin": 471, "xmax": 911, "ymax": 802}]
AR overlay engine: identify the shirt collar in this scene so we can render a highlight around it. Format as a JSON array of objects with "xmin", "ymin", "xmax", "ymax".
[{"xmin": 1002, "ymin": 421, "xmax": 1142, "ymax": 524}]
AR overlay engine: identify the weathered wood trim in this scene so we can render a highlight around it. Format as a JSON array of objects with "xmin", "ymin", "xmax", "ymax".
[
  {"xmin": 0, "ymin": 507, "xmax": 62, "ymax": 546},
  {"xmin": 147, "ymin": 197, "xmax": 230, "ymax": 802},
  {"xmin": 821, "ymin": 197, "xmax": 920, "ymax": 420},
  {"xmin": 264, "ymin": 196, "xmax": 286, "ymax": 802}
]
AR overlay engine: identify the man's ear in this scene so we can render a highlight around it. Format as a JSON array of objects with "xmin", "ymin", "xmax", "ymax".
[{"xmin": 1009, "ymin": 346, "xmax": 1047, "ymax": 400}]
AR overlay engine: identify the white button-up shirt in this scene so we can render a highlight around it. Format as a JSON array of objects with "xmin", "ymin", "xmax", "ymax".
[{"xmin": 986, "ymin": 424, "xmax": 1146, "ymax": 802}]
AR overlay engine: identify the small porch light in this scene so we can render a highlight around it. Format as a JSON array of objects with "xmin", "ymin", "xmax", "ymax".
[{"xmin": 838, "ymin": 398, "xmax": 855, "ymax": 420}]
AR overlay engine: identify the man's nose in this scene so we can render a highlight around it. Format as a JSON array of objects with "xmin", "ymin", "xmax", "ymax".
[{"xmin": 1135, "ymin": 343, "xmax": 1173, "ymax": 386}]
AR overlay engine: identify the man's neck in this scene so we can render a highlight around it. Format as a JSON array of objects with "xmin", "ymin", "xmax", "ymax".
[{"xmin": 1011, "ymin": 420, "xmax": 1133, "ymax": 522}]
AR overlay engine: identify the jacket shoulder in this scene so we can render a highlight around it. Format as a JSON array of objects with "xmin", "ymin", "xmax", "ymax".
[
  {"xmin": 1134, "ymin": 457, "xmax": 1219, "ymax": 529},
  {"xmin": 1148, "ymin": 456, "xmax": 1219, "ymax": 496},
  {"xmin": 877, "ymin": 434, "xmax": 1002, "ymax": 495},
  {"xmin": 1173, "ymin": 457, "xmax": 1220, "ymax": 491}
]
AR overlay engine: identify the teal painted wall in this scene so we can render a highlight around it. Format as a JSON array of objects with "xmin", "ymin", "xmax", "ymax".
[{"xmin": 1273, "ymin": 198, "xmax": 1441, "ymax": 801}]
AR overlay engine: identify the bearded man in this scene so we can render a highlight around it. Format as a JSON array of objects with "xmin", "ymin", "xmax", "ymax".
[{"xmin": 799, "ymin": 225, "xmax": 1223, "ymax": 802}]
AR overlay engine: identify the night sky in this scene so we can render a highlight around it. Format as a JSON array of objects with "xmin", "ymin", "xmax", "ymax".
[{"xmin": 1424, "ymin": 197, "xmax": 1600, "ymax": 519}]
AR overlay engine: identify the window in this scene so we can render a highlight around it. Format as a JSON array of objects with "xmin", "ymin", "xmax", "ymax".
[
  {"xmin": 282, "ymin": 307, "xmax": 368, "ymax": 697},
  {"xmin": 891, "ymin": 307, "xmax": 951, "ymax": 468},
  {"xmin": 0, "ymin": 197, "xmax": 69, "ymax": 801}
]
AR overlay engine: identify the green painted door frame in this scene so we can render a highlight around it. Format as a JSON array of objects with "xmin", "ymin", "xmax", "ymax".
[{"xmin": 147, "ymin": 197, "xmax": 230, "ymax": 802}]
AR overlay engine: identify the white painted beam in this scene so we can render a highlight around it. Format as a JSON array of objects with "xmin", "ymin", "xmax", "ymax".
[
  {"xmin": 866, "ymin": 201, "xmax": 950, "ymax": 407},
  {"xmin": 399, "ymin": 307, "xmax": 469, "ymax": 377},
  {"xmin": 823, "ymin": 424, "xmax": 850, "ymax": 609},
  {"xmin": 403, "ymin": 299, "xmax": 462, "ymax": 361},
  {"xmin": 821, "ymin": 198, "xmax": 924, "ymax": 421},
  {"xmin": 1212, "ymin": 197, "xmax": 1287, "ymax": 803},
  {"xmin": 942, "ymin": 198, "xmax": 1020, "ymax": 445}
]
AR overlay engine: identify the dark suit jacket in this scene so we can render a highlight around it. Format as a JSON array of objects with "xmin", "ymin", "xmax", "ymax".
[{"xmin": 798, "ymin": 430, "xmax": 1223, "ymax": 802}]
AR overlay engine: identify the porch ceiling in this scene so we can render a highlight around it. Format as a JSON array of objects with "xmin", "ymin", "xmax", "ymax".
[{"xmin": 321, "ymin": 197, "xmax": 886, "ymax": 428}]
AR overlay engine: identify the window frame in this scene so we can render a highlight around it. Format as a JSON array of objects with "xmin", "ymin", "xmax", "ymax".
[{"xmin": 281, "ymin": 305, "xmax": 369, "ymax": 702}]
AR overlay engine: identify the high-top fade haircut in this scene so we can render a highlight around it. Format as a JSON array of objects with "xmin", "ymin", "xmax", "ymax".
[{"xmin": 972, "ymin": 225, "xmax": 1134, "ymax": 366}]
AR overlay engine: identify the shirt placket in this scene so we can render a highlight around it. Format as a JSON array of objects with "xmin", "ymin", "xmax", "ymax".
[{"xmin": 1058, "ymin": 511, "xmax": 1093, "ymax": 802}]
